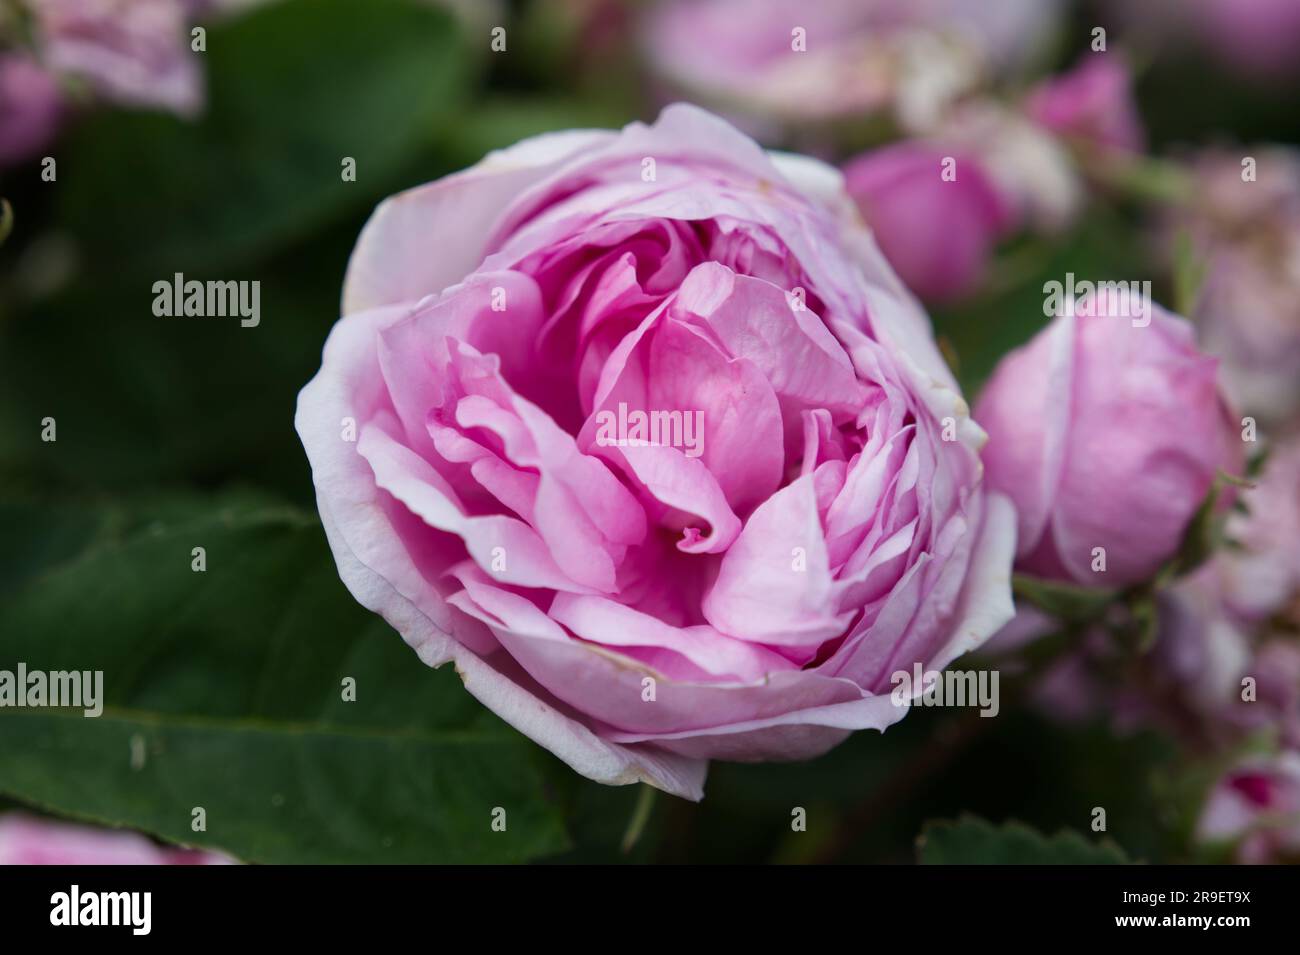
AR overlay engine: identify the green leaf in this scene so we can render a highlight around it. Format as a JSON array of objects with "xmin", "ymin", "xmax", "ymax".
[
  {"xmin": 439, "ymin": 96, "xmax": 627, "ymax": 171},
  {"xmin": 1090, "ymin": 153, "xmax": 1197, "ymax": 207},
  {"xmin": 1154, "ymin": 474, "xmax": 1236, "ymax": 586},
  {"xmin": 1012, "ymin": 573, "xmax": 1116, "ymax": 623},
  {"xmin": 0, "ymin": 493, "xmax": 569, "ymax": 863},
  {"xmin": 1172, "ymin": 230, "xmax": 1209, "ymax": 318},
  {"xmin": 0, "ymin": 229, "xmax": 350, "ymax": 496},
  {"xmin": 56, "ymin": 0, "xmax": 472, "ymax": 276},
  {"xmin": 918, "ymin": 816, "xmax": 1131, "ymax": 865}
]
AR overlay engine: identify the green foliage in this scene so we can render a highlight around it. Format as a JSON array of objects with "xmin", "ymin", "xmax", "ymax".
[
  {"xmin": 0, "ymin": 233, "xmax": 350, "ymax": 495},
  {"xmin": 919, "ymin": 816, "xmax": 1132, "ymax": 865},
  {"xmin": 1012, "ymin": 574, "xmax": 1117, "ymax": 624},
  {"xmin": 0, "ymin": 492, "xmax": 568, "ymax": 863},
  {"xmin": 55, "ymin": 0, "xmax": 473, "ymax": 277}
]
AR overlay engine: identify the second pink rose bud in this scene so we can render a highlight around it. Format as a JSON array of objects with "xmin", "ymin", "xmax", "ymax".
[
  {"xmin": 843, "ymin": 144, "xmax": 1014, "ymax": 302},
  {"xmin": 974, "ymin": 297, "xmax": 1244, "ymax": 588}
]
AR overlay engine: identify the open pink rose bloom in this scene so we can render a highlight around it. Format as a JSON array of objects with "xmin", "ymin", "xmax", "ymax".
[{"xmin": 296, "ymin": 104, "xmax": 1015, "ymax": 799}]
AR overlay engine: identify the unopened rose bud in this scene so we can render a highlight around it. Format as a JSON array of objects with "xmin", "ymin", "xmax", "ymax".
[
  {"xmin": 843, "ymin": 143, "xmax": 1014, "ymax": 302},
  {"xmin": 975, "ymin": 297, "xmax": 1241, "ymax": 586}
]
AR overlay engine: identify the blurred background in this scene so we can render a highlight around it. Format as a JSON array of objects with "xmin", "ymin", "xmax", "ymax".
[{"xmin": 1, "ymin": 0, "xmax": 1298, "ymax": 864}]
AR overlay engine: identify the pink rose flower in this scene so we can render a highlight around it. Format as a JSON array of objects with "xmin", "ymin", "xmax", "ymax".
[
  {"xmin": 28, "ymin": 0, "xmax": 203, "ymax": 116},
  {"xmin": 1025, "ymin": 54, "xmax": 1145, "ymax": 155},
  {"xmin": 975, "ymin": 294, "xmax": 1242, "ymax": 588},
  {"xmin": 296, "ymin": 104, "xmax": 1016, "ymax": 800},
  {"xmin": 843, "ymin": 142, "xmax": 1014, "ymax": 302},
  {"xmin": 0, "ymin": 54, "xmax": 64, "ymax": 167},
  {"xmin": 0, "ymin": 814, "xmax": 234, "ymax": 865},
  {"xmin": 1198, "ymin": 752, "xmax": 1300, "ymax": 863}
]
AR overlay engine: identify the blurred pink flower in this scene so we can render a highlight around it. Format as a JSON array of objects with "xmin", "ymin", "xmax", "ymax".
[
  {"xmin": 29, "ymin": 0, "xmax": 203, "ymax": 116},
  {"xmin": 0, "ymin": 54, "xmax": 64, "ymax": 167},
  {"xmin": 1155, "ymin": 565, "xmax": 1254, "ymax": 729},
  {"xmin": 843, "ymin": 142, "xmax": 1014, "ymax": 301},
  {"xmin": 0, "ymin": 813, "xmax": 234, "ymax": 865},
  {"xmin": 1105, "ymin": 0, "xmax": 1300, "ymax": 81},
  {"xmin": 989, "ymin": 438, "xmax": 1300, "ymax": 744},
  {"xmin": 1219, "ymin": 436, "xmax": 1300, "ymax": 621},
  {"xmin": 1148, "ymin": 570, "xmax": 1299, "ymax": 748},
  {"xmin": 643, "ymin": 0, "xmax": 1062, "ymax": 131},
  {"xmin": 1191, "ymin": 0, "xmax": 1300, "ymax": 79},
  {"xmin": 1008, "ymin": 438, "xmax": 1300, "ymax": 743},
  {"xmin": 1246, "ymin": 641, "xmax": 1300, "ymax": 748},
  {"xmin": 940, "ymin": 101, "xmax": 1084, "ymax": 233},
  {"xmin": 1174, "ymin": 148, "xmax": 1300, "ymax": 422},
  {"xmin": 1198, "ymin": 752, "xmax": 1300, "ymax": 863},
  {"xmin": 1025, "ymin": 54, "xmax": 1145, "ymax": 155},
  {"xmin": 975, "ymin": 296, "xmax": 1243, "ymax": 587}
]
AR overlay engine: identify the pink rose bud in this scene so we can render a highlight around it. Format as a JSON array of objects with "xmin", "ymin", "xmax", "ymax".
[
  {"xmin": 1025, "ymin": 53, "xmax": 1145, "ymax": 154},
  {"xmin": 296, "ymin": 105, "xmax": 1017, "ymax": 800},
  {"xmin": 975, "ymin": 293, "xmax": 1242, "ymax": 587},
  {"xmin": 0, "ymin": 813, "xmax": 234, "ymax": 865},
  {"xmin": 0, "ymin": 55, "xmax": 64, "ymax": 168},
  {"xmin": 843, "ymin": 143, "xmax": 1014, "ymax": 302}
]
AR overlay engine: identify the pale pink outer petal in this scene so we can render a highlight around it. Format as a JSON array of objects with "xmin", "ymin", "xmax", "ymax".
[
  {"xmin": 342, "ymin": 129, "xmax": 616, "ymax": 315},
  {"xmin": 296, "ymin": 305, "xmax": 707, "ymax": 800},
  {"xmin": 974, "ymin": 311, "xmax": 1075, "ymax": 561},
  {"xmin": 606, "ymin": 490, "xmax": 1017, "ymax": 760},
  {"xmin": 925, "ymin": 492, "xmax": 1018, "ymax": 672}
]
